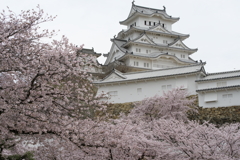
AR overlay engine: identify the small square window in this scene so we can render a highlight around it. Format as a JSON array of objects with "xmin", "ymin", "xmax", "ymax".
[
  {"xmin": 163, "ymin": 40, "xmax": 168, "ymax": 44},
  {"xmin": 223, "ymin": 94, "xmax": 227, "ymax": 98},
  {"xmin": 136, "ymin": 48, "xmax": 141, "ymax": 52},
  {"xmin": 222, "ymin": 94, "xmax": 233, "ymax": 98},
  {"xmin": 134, "ymin": 61, "xmax": 139, "ymax": 66},
  {"xmin": 137, "ymin": 88, "xmax": 142, "ymax": 93},
  {"xmin": 167, "ymin": 85, "xmax": 172, "ymax": 90},
  {"xmin": 108, "ymin": 91, "xmax": 118, "ymax": 97},
  {"xmin": 217, "ymin": 82, "xmax": 227, "ymax": 87},
  {"xmin": 181, "ymin": 54, "xmax": 185, "ymax": 58},
  {"xmin": 162, "ymin": 85, "xmax": 166, "ymax": 90},
  {"xmin": 144, "ymin": 63, "xmax": 149, "ymax": 68}
]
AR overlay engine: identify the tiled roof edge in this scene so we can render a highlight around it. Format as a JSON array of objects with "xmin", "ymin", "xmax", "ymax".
[
  {"xmin": 196, "ymin": 75, "xmax": 240, "ymax": 82},
  {"xmin": 196, "ymin": 85, "xmax": 240, "ymax": 92},
  {"xmin": 207, "ymin": 70, "xmax": 240, "ymax": 75},
  {"xmin": 94, "ymin": 70, "xmax": 202, "ymax": 85}
]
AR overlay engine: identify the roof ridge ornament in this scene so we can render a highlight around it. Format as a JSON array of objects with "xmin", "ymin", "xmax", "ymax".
[
  {"xmin": 163, "ymin": 6, "xmax": 166, "ymax": 12},
  {"xmin": 132, "ymin": 0, "xmax": 135, "ymax": 5}
]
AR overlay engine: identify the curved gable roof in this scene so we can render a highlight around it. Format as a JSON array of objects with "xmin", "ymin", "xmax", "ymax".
[
  {"xmin": 101, "ymin": 69, "xmax": 127, "ymax": 82},
  {"xmin": 122, "ymin": 32, "xmax": 157, "ymax": 47},
  {"xmin": 168, "ymin": 38, "xmax": 198, "ymax": 53},
  {"xmin": 117, "ymin": 26, "xmax": 189, "ymax": 40},
  {"xmin": 119, "ymin": 52, "xmax": 197, "ymax": 65},
  {"xmin": 120, "ymin": 3, "xmax": 179, "ymax": 25},
  {"xmin": 148, "ymin": 23, "xmax": 170, "ymax": 33},
  {"xmin": 95, "ymin": 64, "xmax": 206, "ymax": 84},
  {"xmin": 104, "ymin": 39, "xmax": 127, "ymax": 65}
]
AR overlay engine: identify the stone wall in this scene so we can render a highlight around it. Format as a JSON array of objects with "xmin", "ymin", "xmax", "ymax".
[
  {"xmin": 104, "ymin": 98, "xmax": 240, "ymax": 126},
  {"xmin": 100, "ymin": 102, "xmax": 134, "ymax": 119},
  {"xmin": 188, "ymin": 106, "xmax": 240, "ymax": 125}
]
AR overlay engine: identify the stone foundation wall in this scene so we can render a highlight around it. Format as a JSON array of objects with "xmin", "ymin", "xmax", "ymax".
[
  {"xmin": 188, "ymin": 106, "xmax": 240, "ymax": 125},
  {"xmin": 105, "ymin": 99, "xmax": 240, "ymax": 126}
]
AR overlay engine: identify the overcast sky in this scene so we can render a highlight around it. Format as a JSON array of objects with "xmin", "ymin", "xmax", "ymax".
[{"xmin": 1, "ymin": 0, "xmax": 240, "ymax": 73}]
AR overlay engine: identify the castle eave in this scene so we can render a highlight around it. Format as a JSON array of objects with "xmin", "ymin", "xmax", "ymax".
[
  {"xmin": 196, "ymin": 85, "xmax": 240, "ymax": 92},
  {"xmin": 120, "ymin": 12, "xmax": 179, "ymax": 26}
]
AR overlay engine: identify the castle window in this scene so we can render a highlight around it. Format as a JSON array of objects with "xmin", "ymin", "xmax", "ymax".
[
  {"xmin": 108, "ymin": 91, "xmax": 118, "ymax": 97},
  {"xmin": 154, "ymin": 22, "xmax": 156, "ymax": 26},
  {"xmin": 181, "ymin": 54, "xmax": 185, "ymax": 58},
  {"xmin": 162, "ymin": 85, "xmax": 166, "ymax": 90},
  {"xmin": 162, "ymin": 23, "xmax": 165, "ymax": 28},
  {"xmin": 177, "ymin": 44, "xmax": 182, "ymax": 47},
  {"xmin": 134, "ymin": 61, "xmax": 139, "ymax": 66},
  {"xmin": 144, "ymin": 63, "xmax": 149, "ymax": 68},
  {"xmin": 137, "ymin": 88, "xmax": 142, "ymax": 93},
  {"xmin": 144, "ymin": 21, "xmax": 147, "ymax": 25},
  {"xmin": 167, "ymin": 85, "xmax": 172, "ymax": 90},
  {"xmin": 146, "ymin": 49, "xmax": 151, "ymax": 53},
  {"xmin": 205, "ymin": 92, "xmax": 217, "ymax": 102},
  {"xmin": 130, "ymin": 22, "xmax": 136, "ymax": 28},
  {"xmin": 149, "ymin": 21, "xmax": 151, "ymax": 26},
  {"xmin": 163, "ymin": 40, "xmax": 168, "ymax": 44},
  {"xmin": 162, "ymin": 84, "xmax": 172, "ymax": 90},
  {"xmin": 217, "ymin": 82, "xmax": 227, "ymax": 87},
  {"xmin": 222, "ymin": 94, "xmax": 233, "ymax": 98},
  {"xmin": 136, "ymin": 48, "xmax": 141, "ymax": 52}
]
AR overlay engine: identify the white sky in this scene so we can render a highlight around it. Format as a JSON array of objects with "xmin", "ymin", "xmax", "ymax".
[{"xmin": 1, "ymin": 0, "xmax": 240, "ymax": 73}]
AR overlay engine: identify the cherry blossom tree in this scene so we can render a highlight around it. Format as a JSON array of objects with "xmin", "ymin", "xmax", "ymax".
[
  {"xmin": 131, "ymin": 88, "xmax": 197, "ymax": 122},
  {"xmin": 11, "ymin": 88, "xmax": 238, "ymax": 160},
  {"xmin": 0, "ymin": 6, "xmax": 107, "ymax": 158}
]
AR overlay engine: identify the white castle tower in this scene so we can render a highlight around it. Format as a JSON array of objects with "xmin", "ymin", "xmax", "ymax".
[
  {"xmin": 94, "ymin": 2, "xmax": 240, "ymax": 108},
  {"xmin": 104, "ymin": 2, "xmax": 199, "ymax": 72}
]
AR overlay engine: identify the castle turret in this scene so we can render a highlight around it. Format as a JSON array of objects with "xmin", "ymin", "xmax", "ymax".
[{"xmin": 104, "ymin": 2, "xmax": 198, "ymax": 72}]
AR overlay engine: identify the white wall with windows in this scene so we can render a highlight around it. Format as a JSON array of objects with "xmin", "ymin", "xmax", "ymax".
[
  {"xmin": 147, "ymin": 35, "xmax": 173, "ymax": 45},
  {"xmin": 97, "ymin": 75, "xmax": 197, "ymax": 103},
  {"xmin": 152, "ymin": 58, "xmax": 179, "ymax": 69},
  {"xmin": 123, "ymin": 32, "xmax": 141, "ymax": 41},
  {"xmin": 198, "ymin": 90, "xmax": 240, "ymax": 108},
  {"xmin": 197, "ymin": 76, "xmax": 240, "ymax": 108},
  {"xmin": 133, "ymin": 16, "xmax": 173, "ymax": 31},
  {"xmin": 128, "ymin": 57, "xmax": 152, "ymax": 69}
]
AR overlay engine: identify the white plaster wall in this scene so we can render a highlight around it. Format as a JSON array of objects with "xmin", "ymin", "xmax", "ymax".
[
  {"xmin": 96, "ymin": 75, "xmax": 197, "ymax": 103},
  {"xmin": 150, "ymin": 35, "xmax": 174, "ymax": 45},
  {"xmin": 134, "ymin": 16, "xmax": 173, "ymax": 31},
  {"xmin": 172, "ymin": 51, "xmax": 189, "ymax": 60},
  {"xmin": 198, "ymin": 90, "xmax": 240, "ymax": 108},
  {"xmin": 123, "ymin": 32, "xmax": 140, "ymax": 41},
  {"xmin": 135, "ymin": 16, "xmax": 172, "ymax": 31},
  {"xmin": 152, "ymin": 58, "xmax": 180, "ymax": 69},
  {"xmin": 125, "ymin": 58, "xmax": 131, "ymax": 66},
  {"xmin": 128, "ymin": 57, "xmax": 152, "ymax": 69},
  {"xmin": 130, "ymin": 45, "xmax": 159, "ymax": 55},
  {"xmin": 126, "ymin": 17, "xmax": 138, "ymax": 29}
]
